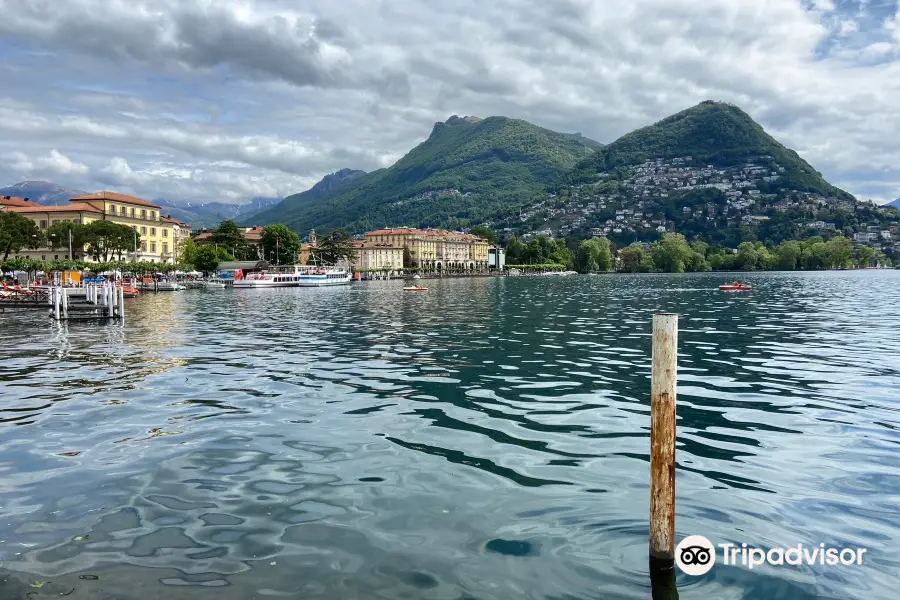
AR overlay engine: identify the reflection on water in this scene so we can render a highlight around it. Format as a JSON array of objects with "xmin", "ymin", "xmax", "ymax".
[{"xmin": 2, "ymin": 271, "xmax": 900, "ymax": 599}]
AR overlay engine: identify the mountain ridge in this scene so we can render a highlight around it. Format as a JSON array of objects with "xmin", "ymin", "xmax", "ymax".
[{"xmin": 256, "ymin": 115, "xmax": 603, "ymax": 232}]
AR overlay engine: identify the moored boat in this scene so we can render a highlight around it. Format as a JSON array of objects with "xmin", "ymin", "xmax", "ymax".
[
  {"xmin": 403, "ymin": 285, "xmax": 428, "ymax": 292},
  {"xmin": 297, "ymin": 265, "xmax": 352, "ymax": 287},
  {"xmin": 233, "ymin": 265, "xmax": 304, "ymax": 288}
]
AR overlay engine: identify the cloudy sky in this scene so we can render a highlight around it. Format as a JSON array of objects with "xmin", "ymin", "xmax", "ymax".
[{"xmin": 0, "ymin": 0, "xmax": 898, "ymax": 205}]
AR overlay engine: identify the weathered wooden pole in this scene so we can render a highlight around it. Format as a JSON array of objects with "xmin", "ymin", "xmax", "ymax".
[
  {"xmin": 118, "ymin": 285, "xmax": 125, "ymax": 321},
  {"xmin": 650, "ymin": 313, "xmax": 678, "ymax": 572},
  {"xmin": 53, "ymin": 287, "xmax": 60, "ymax": 320},
  {"xmin": 61, "ymin": 287, "xmax": 69, "ymax": 320},
  {"xmin": 107, "ymin": 285, "xmax": 115, "ymax": 318}
]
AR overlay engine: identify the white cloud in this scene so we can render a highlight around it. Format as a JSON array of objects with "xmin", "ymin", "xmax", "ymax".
[
  {"xmin": 0, "ymin": 0, "xmax": 897, "ymax": 205},
  {"xmin": 7, "ymin": 149, "xmax": 89, "ymax": 176}
]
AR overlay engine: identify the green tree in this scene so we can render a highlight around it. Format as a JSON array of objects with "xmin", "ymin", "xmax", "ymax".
[
  {"xmin": 211, "ymin": 220, "xmax": 254, "ymax": 259},
  {"xmin": 194, "ymin": 245, "xmax": 234, "ymax": 274},
  {"xmin": 45, "ymin": 222, "xmax": 91, "ymax": 259},
  {"xmin": 573, "ymin": 237, "xmax": 613, "ymax": 273},
  {"xmin": 650, "ymin": 233, "xmax": 693, "ymax": 273},
  {"xmin": 403, "ymin": 246, "xmax": 413, "ymax": 268},
  {"xmin": 260, "ymin": 224, "xmax": 301, "ymax": 265},
  {"xmin": 825, "ymin": 235, "xmax": 852, "ymax": 269},
  {"xmin": 0, "ymin": 211, "xmax": 43, "ymax": 260},
  {"xmin": 310, "ymin": 228, "xmax": 357, "ymax": 265},
  {"xmin": 801, "ymin": 241, "xmax": 829, "ymax": 270},
  {"xmin": 469, "ymin": 225, "xmax": 499, "ymax": 246},
  {"xmin": 618, "ymin": 244, "xmax": 646, "ymax": 273},
  {"xmin": 179, "ymin": 237, "xmax": 199, "ymax": 267},
  {"xmin": 85, "ymin": 221, "xmax": 137, "ymax": 261},
  {"xmin": 856, "ymin": 245, "xmax": 875, "ymax": 268},
  {"xmin": 504, "ymin": 236, "xmax": 525, "ymax": 264},
  {"xmin": 775, "ymin": 240, "xmax": 802, "ymax": 270}
]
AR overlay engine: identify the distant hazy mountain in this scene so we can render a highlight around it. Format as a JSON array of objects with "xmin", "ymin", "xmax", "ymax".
[
  {"xmin": 889, "ymin": 198, "xmax": 900, "ymax": 209},
  {"xmin": 155, "ymin": 196, "xmax": 281, "ymax": 229},
  {"xmin": 0, "ymin": 181, "xmax": 86, "ymax": 205}
]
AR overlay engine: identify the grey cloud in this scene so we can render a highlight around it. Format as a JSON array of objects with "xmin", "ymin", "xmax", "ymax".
[{"xmin": 0, "ymin": 0, "xmax": 898, "ymax": 205}]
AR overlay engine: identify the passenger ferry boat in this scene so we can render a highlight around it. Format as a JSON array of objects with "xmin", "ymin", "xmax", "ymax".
[
  {"xmin": 233, "ymin": 265, "xmax": 305, "ymax": 288},
  {"xmin": 297, "ymin": 265, "xmax": 352, "ymax": 287},
  {"xmin": 232, "ymin": 265, "xmax": 352, "ymax": 288}
]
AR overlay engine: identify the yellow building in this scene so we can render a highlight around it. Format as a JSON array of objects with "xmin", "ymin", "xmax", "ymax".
[
  {"xmin": 351, "ymin": 240, "xmax": 404, "ymax": 272},
  {"xmin": 162, "ymin": 215, "xmax": 192, "ymax": 263},
  {"xmin": 364, "ymin": 228, "xmax": 489, "ymax": 272},
  {"xmin": 4, "ymin": 191, "xmax": 177, "ymax": 264}
]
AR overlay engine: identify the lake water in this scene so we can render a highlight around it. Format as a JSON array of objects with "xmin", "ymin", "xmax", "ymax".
[{"xmin": 2, "ymin": 271, "xmax": 899, "ymax": 600}]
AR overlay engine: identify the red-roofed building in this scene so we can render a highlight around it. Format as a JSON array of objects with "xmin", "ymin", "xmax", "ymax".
[
  {"xmin": 3, "ymin": 190, "xmax": 178, "ymax": 263},
  {"xmin": 0, "ymin": 195, "xmax": 42, "ymax": 209}
]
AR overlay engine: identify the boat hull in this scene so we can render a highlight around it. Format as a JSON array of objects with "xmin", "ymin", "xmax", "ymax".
[
  {"xmin": 233, "ymin": 281, "xmax": 299, "ymax": 288},
  {"xmin": 296, "ymin": 275, "xmax": 352, "ymax": 287},
  {"xmin": 719, "ymin": 285, "xmax": 751, "ymax": 292}
]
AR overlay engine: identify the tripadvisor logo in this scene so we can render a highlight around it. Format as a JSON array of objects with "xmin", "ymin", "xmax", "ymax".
[
  {"xmin": 675, "ymin": 535, "xmax": 716, "ymax": 575},
  {"xmin": 675, "ymin": 535, "xmax": 868, "ymax": 575}
]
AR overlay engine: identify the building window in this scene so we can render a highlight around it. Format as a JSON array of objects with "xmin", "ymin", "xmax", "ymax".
[
  {"xmin": 163, "ymin": 243, "xmax": 168, "ymax": 254},
  {"xmin": 108, "ymin": 205, "xmax": 116, "ymax": 215},
  {"xmin": 150, "ymin": 211, "xmax": 156, "ymax": 220},
  {"xmin": 120, "ymin": 206, "xmax": 126, "ymax": 215},
  {"xmin": 130, "ymin": 207, "xmax": 135, "ymax": 217},
  {"xmin": 151, "ymin": 242, "xmax": 156, "ymax": 252},
  {"xmin": 151, "ymin": 227, "xmax": 156, "ymax": 236},
  {"xmin": 140, "ymin": 242, "xmax": 147, "ymax": 252},
  {"xmin": 141, "ymin": 226, "xmax": 147, "ymax": 234},
  {"xmin": 141, "ymin": 209, "xmax": 147, "ymax": 218},
  {"xmin": 163, "ymin": 229, "xmax": 168, "ymax": 237},
  {"xmin": 54, "ymin": 255, "xmax": 59, "ymax": 260},
  {"xmin": 52, "ymin": 220, "xmax": 59, "ymax": 226}
]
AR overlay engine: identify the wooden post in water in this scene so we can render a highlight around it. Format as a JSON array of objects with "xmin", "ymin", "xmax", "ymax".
[
  {"xmin": 650, "ymin": 313, "xmax": 678, "ymax": 572},
  {"xmin": 118, "ymin": 285, "xmax": 125, "ymax": 322}
]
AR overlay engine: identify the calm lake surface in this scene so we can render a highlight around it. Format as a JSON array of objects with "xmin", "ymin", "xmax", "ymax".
[{"xmin": 2, "ymin": 271, "xmax": 900, "ymax": 600}]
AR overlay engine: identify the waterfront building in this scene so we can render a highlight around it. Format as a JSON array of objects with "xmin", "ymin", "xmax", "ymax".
[
  {"xmin": 364, "ymin": 228, "xmax": 489, "ymax": 271},
  {"xmin": 162, "ymin": 216, "xmax": 192, "ymax": 263},
  {"xmin": 1, "ymin": 195, "xmax": 41, "ymax": 209},
  {"xmin": 351, "ymin": 240, "xmax": 405, "ymax": 272},
  {"xmin": 2, "ymin": 191, "xmax": 177, "ymax": 263},
  {"xmin": 488, "ymin": 247, "xmax": 506, "ymax": 270}
]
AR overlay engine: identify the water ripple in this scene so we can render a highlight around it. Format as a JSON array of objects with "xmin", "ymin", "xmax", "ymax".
[{"xmin": 1, "ymin": 271, "xmax": 899, "ymax": 599}]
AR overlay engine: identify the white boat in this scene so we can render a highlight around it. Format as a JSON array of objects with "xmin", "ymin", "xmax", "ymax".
[
  {"xmin": 233, "ymin": 265, "xmax": 304, "ymax": 288},
  {"xmin": 137, "ymin": 280, "xmax": 185, "ymax": 291},
  {"xmin": 203, "ymin": 280, "xmax": 228, "ymax": 289},
  {"xmin": 297, "ymin": 265, "xmax": 352, "ymax": 287}
]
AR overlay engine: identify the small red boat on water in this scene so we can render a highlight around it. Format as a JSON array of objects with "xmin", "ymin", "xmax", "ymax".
[{"xmin": 719, "ymin": 281, "xmax": 752, "ymax": 292}]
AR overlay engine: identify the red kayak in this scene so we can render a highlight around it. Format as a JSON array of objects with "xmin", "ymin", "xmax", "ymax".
[{"xmin": 719, "ymin": 282, "xmax": 751, "ymax": 292}]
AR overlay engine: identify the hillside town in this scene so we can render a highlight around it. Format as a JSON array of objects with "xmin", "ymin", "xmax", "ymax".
[
  {"xmin": 2, "ymin": 168, "xmax": 899, "ymax": 275},
  {"xmin": 499, "ymin": 156, "xmax": 899, "ymax": 255}
]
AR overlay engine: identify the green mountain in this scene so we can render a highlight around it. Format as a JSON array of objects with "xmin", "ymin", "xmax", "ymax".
[
  {"xmin": 507, "ymin": 101, "xmax": 899, "ymax": 249},
  {"xmin": 566, "ymin": 100, "xmax": 851, "ymax": 199},
  {"xmin": 246, "ymin": 168, "xmax": 367, "ymax": 226},
  {"xmin": 258, "ymin": 115, "xmax": 602, "ymax": 232}
]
